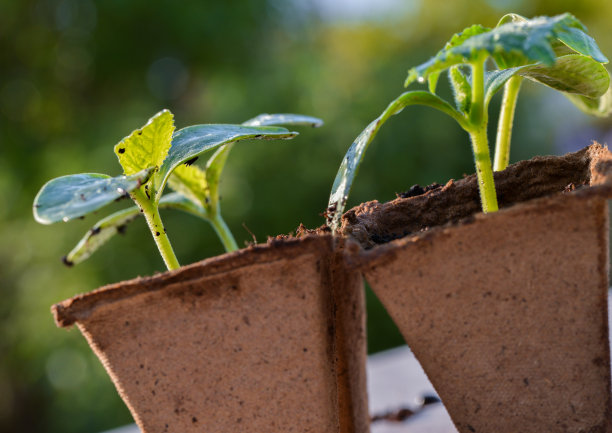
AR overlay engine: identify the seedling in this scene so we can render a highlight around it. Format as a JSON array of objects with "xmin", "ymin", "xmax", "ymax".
[
  {"xmin": 327, "ymin": 13, "xmax": 611, "ymax": 230},
  {"xmin": 34, "ymin": 111, "xmax": 322, "ymax": 270}
]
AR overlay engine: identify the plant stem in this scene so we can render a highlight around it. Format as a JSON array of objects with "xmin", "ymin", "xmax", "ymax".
[
  {"xmin": 210, "ymin": 213, "xmax": 238, "ymax": 252},
  {"xmin": 468, "ymin": 127, "xmax": 498, "ymax": 213},
  {"xmin": 467, "ymin": 55, "xmax": 498, "ymax": 213},
  {"xmin": 132, "ymin": 189, "xmax": 180, "ymax": 270},
  {"xmin": 494, "ymin": 76, "xmax": 522, "ymax": 171}
]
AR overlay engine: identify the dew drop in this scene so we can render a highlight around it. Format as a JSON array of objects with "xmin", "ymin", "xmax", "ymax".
[
  {"xmin": 417, "ymin": 76, "xmax": 425, "ymax": 84},
  {"xmin": 117, "ymin": 187, "xmax": 126, "ymax": 195},
  {"xmin": 62, "ymin": 216, "xmax": 70, "ymax": 222}
]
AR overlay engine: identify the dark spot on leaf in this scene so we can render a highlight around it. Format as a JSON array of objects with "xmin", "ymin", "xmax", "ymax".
[
  {"xmin": 118, "ymin": 148, "xmax": 125, "ymax": 154},
  {"xmin": 137, "ymin": 131, "xmax": 142, "ymax": 135},
  {"xmin": 117, "ymin": 225, "xmax": 127, "ymax": 235},
  {"xmin": 62, "ymin": 256, "xmax": 74, "ymax": 267},
  {"xmin": 90, "ymin": 226, "xmax": 101, "ymax": 236},
  {"xmin": 184, "ymin": 156, "xmax": 198, "ymax": 166},
  {"xmin": 156, "ymin": 232, "xmax": 160, "ymax": 236},
  {"xmin": 254, "ymin": 134, "xmax": 262, "ymax": 138}
]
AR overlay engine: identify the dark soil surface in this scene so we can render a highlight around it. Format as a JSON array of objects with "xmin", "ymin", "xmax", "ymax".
[{"xmin": 340, "ymin": 146, "xmax": 599, "ymax": 249}]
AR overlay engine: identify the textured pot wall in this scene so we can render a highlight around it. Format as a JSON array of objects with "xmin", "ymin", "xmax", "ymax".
[
  {"xmin": 361, "ymin": 194, "xmax": 611, "ymax": 433},
  {"xmin": 345, "ymin": 145, "xmax": 612, "ymax": 433},
  {"xmin": 53, "ymin": 236, "xmax": 368, "ymax": 433}
]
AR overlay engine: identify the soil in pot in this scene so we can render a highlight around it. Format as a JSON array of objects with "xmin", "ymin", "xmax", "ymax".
[
  {"xmin": 341, "ymin": 144, "xmax": 612, "ymax": 433},
  {"xmin": 52, "ymin": 235, "xmax": 368, "ymax": 433}
]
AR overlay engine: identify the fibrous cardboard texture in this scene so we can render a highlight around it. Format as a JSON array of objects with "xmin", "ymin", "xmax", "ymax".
[
  {"xmin": 53, "ymin": 235, "xmax": 368, "ymax": 433},
  {"xmin": 343, "ymin": 144, "xmax": 612, "ymax": 433}
]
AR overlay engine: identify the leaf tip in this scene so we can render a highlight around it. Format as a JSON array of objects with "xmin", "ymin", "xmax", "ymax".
[{"xmin": 62, "ymin": 255, "xmax": 74, "ymax": 267}]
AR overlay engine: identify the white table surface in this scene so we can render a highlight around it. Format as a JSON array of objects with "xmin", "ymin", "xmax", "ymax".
[{"xmin": 103, "ymin": 291, "xmax": 612, "ymax": 433}]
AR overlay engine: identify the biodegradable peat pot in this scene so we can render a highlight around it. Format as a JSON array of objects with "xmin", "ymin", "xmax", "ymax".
[
  {"xmin": 52, "ymin": 235, "xmax": 368, "ymax": 433},
  {"xmin": 342, "ymin": 144, "xmax": 612, "ymax": 433}
]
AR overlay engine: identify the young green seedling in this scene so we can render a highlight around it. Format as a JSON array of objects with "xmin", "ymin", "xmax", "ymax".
[
  {"xmin": 327, "ymin": 13, "xmax": 611, "ymax": 231},
  {"xmin": 34, "ymin": 110, "xmax": 322, "ymax": 270}
]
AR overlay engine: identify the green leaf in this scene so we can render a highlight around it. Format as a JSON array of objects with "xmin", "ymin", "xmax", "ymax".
[
  {"xmin": 167, "ymin": 164, "xmax": 209, "ymax": 211},
  {"xmin": 406, "ymin": 14, "xmax": 606, "ymax": 87},
  {"xmin": 114, "ymin": 109, "xmax": 175, "ymax": 176},
  {"xmin": 485, "ymin": 55, "xmax": 610, "ymax": 103},
  {"xmin": 405, "ymin": 24, "xmax": 490, "ymax": 87},
  {"xmin": 64, "ymin": 193, "xmax": 205, "ymax": 265},
  {"xmin": 242, "ymin": 113, "xmax": 323, "ymax": 128},
  {"xmin": 485, "ymin": 66, "xmax": 528, "ymax": 103},
  {"xmin": 327, "ymin": 91, "xmax": 465, "ymax": 230},
  {"xmin": 565, "ymin": 86, "xmax": 612, "ymax": 117},
  {"xmin": 521, "ymin": 54, "xmax": 610, "ymax": 98},
  {"xmin": 168, "ymin": 113, "xmax": 322, "ymax": 218},
  {"xmin": 202, "ymin": 144, "xmax": 232, "ymax": 212},
  {"xmin": 154, "ymin": 124, "xmax": 297, "ymax": 200},
  {"xmin": 556, "ymin": 26, "xmax": 608, "ymax": 64},
  {"xmin": 33, "ymin": 168, "xmax": 153, "ymax": 224},
  {"xmin": 64, "ymin": 207, "xmax": 141, "ymax": 265}
]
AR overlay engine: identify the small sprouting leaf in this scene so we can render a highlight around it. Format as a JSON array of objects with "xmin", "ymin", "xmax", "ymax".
[
  {"xmin": 33, "ymin": 168, "xmax": 153, "ymax": 224},
  {"xmin": 114, "ymin": 109, "xmax": 175, "ymax": 176},
  {"xmin": 449, "ymin": 66, "xmax": 472, "ymax": 112},
  {"xmin": 521, "ymin": 54, "xmax": 610, "ymax": 98},
  {"xmin": 565, "ymin": 86, "xmax": 612, "ymax": 117},
  {"xmin": 65, "ymin": 193, "xmax": 206, "ymax": 265},
  {"xmin": 327, "ymin": 91, "xmax": 465, "ymax": 230},
  {"xmin": 242, "ymin": 113, "xmax": 324, "ymax": 128},
  {"xmin": 155, "ymin": 124, "xmax": 297, "ymax": 200},
  {"xmin": 406, "ymin": 14, "xmax": 605, "ymax": 87},
  {"xmin": 168, "ymin": 164, "xmax": 209, "ymax": 211},
  {"xmin": 202, "ymin": 144, "xmax": 232, "ymax": 212}
]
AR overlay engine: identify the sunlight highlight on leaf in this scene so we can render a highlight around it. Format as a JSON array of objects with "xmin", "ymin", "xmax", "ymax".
[{"xmin": 114, "ymin": 109, "xmax": 175, "ymax": 176}]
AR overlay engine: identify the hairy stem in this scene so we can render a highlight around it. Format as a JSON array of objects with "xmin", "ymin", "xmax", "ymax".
[
  {"xmin": 494, "ymin": 76, "xmax": 522, "ymax": 171},
  {"xmin": 210, "ymin": 213, "xmax": 238, "ymax": 252},
  {"xmin": 469, "ymin": 127, "xmax": 498, "ymax": 213},
  {"xmin": 467, "ymin": 55, "xmax": 498, "ymax": 213},
  {"xmin": 132, "ymin": 189, "xmax": 180, "ymax": 270}
]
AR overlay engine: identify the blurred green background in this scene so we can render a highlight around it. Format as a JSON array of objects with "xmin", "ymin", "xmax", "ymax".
[{"xmin": 1, "ymin": 0, "xmax": 611, "ymax": 431}]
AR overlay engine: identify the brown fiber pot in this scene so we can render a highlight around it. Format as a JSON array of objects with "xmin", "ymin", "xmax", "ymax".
[
  {"xmin": 52, "ymin": 235, "xmax": 368, "ymax": 433},
  {"xmin": 341, "ymin": 144, "xmax": 612, "ymax": 433}
]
